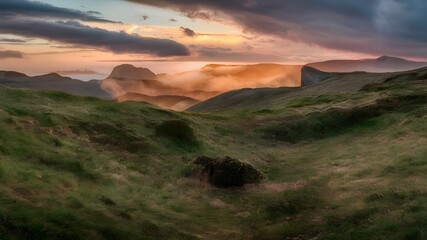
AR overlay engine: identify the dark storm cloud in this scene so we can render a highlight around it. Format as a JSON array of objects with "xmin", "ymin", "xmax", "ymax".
[
  {"xmin": 127, "ymin": 0, "xmax": 427, "ymax": 58},
  {"xmin": 0, "ymin": 19, "xmax": 190, "ymax": 57},
  {"xmin": 0, "ymin": 50, "xmax": 24, "ymax": 59},
  {"xmin": 180, "ymin": 27, "xmax": 197, "ymax": 38},
  {"xmin": 87, "ymin": 11, "xmax": 102, "ymax": 15},
  {"xmin": 0, "ymin": 0, "xmax": 190, "ymax": 57},
  {"xmin": 0, "ymin": 0, "xmax": 116, "ymax": 23}
]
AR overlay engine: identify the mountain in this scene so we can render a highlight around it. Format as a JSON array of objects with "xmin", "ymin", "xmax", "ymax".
[
  {"xmin": 0, "ymin": 71, "xmax": 111, "ymax": 99},
  {"xmin": 102, "ymin": 64, "xmax": 221, "ymax": 109},
  {"xmin": 188, "ymin": 66, "xmax": 427, "ymax": 112},
  {"xmin": 107, "ymin": 64, "xmax": 156, "ymax": 80},
  {"xmin": 307, "ymin": 56, "xmax": 427, "ymax": 73},
  {"xmin": 2, "ymin": 65, "xmax": 427, "ymax": 239},
  {"xmin": 115, "ymin": 92, "xmax": 199, "ymax": 111}
]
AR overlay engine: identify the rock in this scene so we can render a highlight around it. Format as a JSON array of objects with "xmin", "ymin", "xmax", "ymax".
[{"xmin": 193, "ymin": 156, "xmax": 264, "ymax": 188}]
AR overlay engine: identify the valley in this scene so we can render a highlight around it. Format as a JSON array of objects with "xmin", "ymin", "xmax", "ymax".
[{"xmin": 1, "ymin": 65, "xmax": 427, "ymax": 239}]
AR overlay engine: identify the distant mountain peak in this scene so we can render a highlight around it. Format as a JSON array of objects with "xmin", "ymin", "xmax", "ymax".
[
  {"xmin": 33, "ymin": 72, "xmax": 72, "ymax": 79},
  {"xmin": 44, "ymin": 72, "xmax": 63, "ymax": 78},
  {"xmin": 108, "ymin": 64, "xmax": 156, "ymax": 80},
  {"xmin": 376, "ymin": 55, "xmax": 407, "ymax": 62}
]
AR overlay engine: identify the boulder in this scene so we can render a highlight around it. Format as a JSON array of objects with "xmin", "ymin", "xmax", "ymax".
[{"xmin": 193, "ymin": 156, "xmax": 264, "ymax": 188}]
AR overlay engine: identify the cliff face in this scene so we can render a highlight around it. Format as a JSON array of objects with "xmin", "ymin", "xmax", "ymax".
[{"xmin": 301, "ymin": 66, "xmax": 335, "ymax": 86}]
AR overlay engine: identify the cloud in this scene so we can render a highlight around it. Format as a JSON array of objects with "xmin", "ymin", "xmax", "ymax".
[
  {"xmin": 180, "ymin": 27, "xmax": 197, "ymax": 38},
  {"xmin": 186, "ymin": 45, "xmax": 285, "ymax": 62},
  {"xmin": 0, "ymin": 0, "xmax": 190, "ymax": 57},
  {"xmin": 0, "ymin": 0, "xmax": 116, "ymax": 23},
  {"xmin": 127, "ymin": 0, "xmax": 427, "ymax": 58},
  {"xmin": 157, "ymin": 64, "xmax": 302, "ymax": 93},
  {"xmin": 141, "ymin": 15, "xmax": 149, "ymax": 21},
  {"xmin": 0, "ymin": 38, "xmax": 27, "ymax": 43},
  {"xmin": 55, "ymin": 69, "xmax": 101, "ymax": 75},
  {"xmin": 87, "ymin": 11, "xmax": 102, "ymax": 15},
  {"xmin": 0, "ymin": 19, "xmax": 190, "ymax": 57},
  {"xmin": 0, "ymin": 50, "xmax": 24, "ymax": 59},
  {"xmin": 195, "ymin": 48, "xmax": 285, "ymax": 62}
]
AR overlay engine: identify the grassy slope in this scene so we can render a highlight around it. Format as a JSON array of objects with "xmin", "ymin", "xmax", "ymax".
[
  {"xmin": 1, "ymin": 67, "xmax": 427, "ymax": 239},
  {"xmin": 188, "ymin": 70, "xmax": 396, "ymax": 112}
]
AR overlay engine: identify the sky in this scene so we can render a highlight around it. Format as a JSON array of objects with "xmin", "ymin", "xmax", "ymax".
[{"xmin": 0, "ymin": 0, "xmax": 426, "ymax": 79}]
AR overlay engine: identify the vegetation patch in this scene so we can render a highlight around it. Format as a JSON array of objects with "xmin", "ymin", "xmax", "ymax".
[
  {"xmin": 261, "ymin": 93, "xmax": 427, "ymax": 143},
  {"xmin": 384, "ymin": 70, "xmax": 427, "ymax": 83},
  {"xmin": 365, "ymin": 190, "xmax": 423, "ymax": 205},
  {"xmin": 264, "ymin": 181, "xmax": 324, "ymax": 220},
  {"xmin": 72, "ymin": 121, "xmax": 151, "ymax": 153},
  {"xmin": 286, "ymin": 94, "xmax": 347, "ymax": 108},
  {"xmin": 38, "ymin": 156, "xmax": 97, "ymax": 180}
]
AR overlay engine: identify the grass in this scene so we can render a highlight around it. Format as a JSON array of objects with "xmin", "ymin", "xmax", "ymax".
[{"xmin": 1, "ymin": 70, "xmax": 427, "ymax": 239}]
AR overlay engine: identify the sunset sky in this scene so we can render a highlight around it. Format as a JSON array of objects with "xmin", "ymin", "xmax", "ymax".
[{"xmin": 1, "ymin": 0, "xmax": 426, "ymax": 78}]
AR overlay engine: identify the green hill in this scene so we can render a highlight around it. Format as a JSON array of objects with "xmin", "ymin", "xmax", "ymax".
[{"xmin": 1, "ymin": 66, "xmax": 427, "ymax": 239}]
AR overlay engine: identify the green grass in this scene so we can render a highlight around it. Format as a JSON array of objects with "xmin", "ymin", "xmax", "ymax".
[{"xmin": 1, "ymin": 71, "xmax": 427, "ymax": 239}]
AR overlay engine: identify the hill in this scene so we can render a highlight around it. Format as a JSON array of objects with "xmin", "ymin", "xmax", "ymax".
[
  {"xmin": 307, "ymin": 56, "xmax": 427, "ymax": 73},
  {"xmin": 1, "ymin": 66, "xmax": 427, "ymax": 239},
  {"xmin": 116, "ymin": 92, "xmax": 199, "ymax": 111},
  {"xmin": 0, "ymin": 71, "xmax": 111, "ymax": 99},
  {"xmin": 188, "ymin": 66, "xmax": 427, "ymax": 112}
]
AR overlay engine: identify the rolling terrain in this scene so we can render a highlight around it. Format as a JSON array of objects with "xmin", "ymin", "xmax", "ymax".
[
  {"xmin": 1, "ymin": 66, "xmax": 427, "ymax": 239},
  {"xmin": 0, "ymin": 71, "xmax": 110, "ymax": 99},
  {"xmin": 188, "ymin": 67, "xmax": 410, "ymax": 112}
]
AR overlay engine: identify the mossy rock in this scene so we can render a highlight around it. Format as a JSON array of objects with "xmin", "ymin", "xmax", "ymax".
[{"xmin": 193, "ymin": 156, "xmax": 264, "ymax": 188}]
